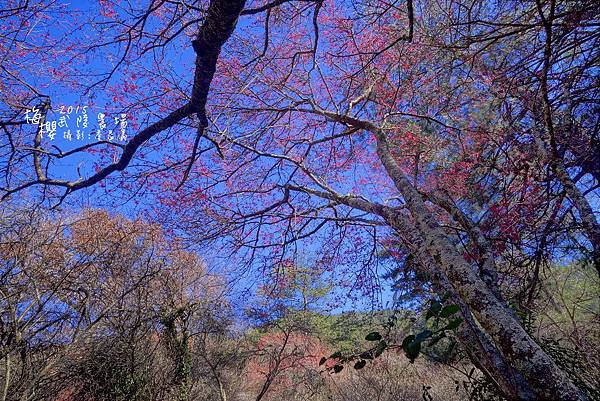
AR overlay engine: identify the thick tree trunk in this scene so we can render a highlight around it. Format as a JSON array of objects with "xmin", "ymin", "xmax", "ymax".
[
  {"xmin": 372, "ymin": 129, "xmax": 587, "ymax": 400},
  {"xmin": 424, "ymin": 191, "xmax": 503, "ymax": 300},
  {"xmin": 291, "ymin": 108, "xmax": 588, "ymax": 399},
  {"xmin": 455, "ymin": 303, "xmax": 537, "ymax": 401},
  {"xmin": 397, "ymin": 222, "xmax": 536, "ymax": 400},
  {"xmin": 383, "ymin": 204, "xmax": 586, "ymax": 399}
]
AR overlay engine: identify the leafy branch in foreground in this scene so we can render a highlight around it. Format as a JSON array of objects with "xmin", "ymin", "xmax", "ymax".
[{"xmin": 319, "ymin": 297, "xmax": 463, "ymax": 373}]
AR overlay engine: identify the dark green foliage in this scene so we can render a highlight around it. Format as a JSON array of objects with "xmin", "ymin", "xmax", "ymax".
[
  {"xmin": 365, "ymin": 331, "xmax": 382, "ymax": 341},
  {"xmin": 401, "ymin": 298, "xmax": 462, "ymax": 363},
  {"xmin": 320, "ymin": 298, "xmax": 464, "ymax": 371}
]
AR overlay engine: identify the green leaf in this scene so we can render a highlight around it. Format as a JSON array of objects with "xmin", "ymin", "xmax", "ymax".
[
  {"xmin": 365, "ymin": 331, "xmax": 382, "ymax": 341},
  {"xmin": 333, "ymin": 364, "xmax": 344, "ymax": 373},
  {"xmin": 439, "ymin": 304, "xmax": 460, "ymax": 318},
  {"xmin": 319, "ymin": 357, "xmax": 327, "ymax": 366},
  {"xmin": 354, "ymin": 360, "xmax": 366, "ymax": 370},
  {"xmin": 426, "ymin": 301, "xmax": 442, "ymax": 320},
  {"xmin": 401, "ymin": 335, "xmax": 415, "ymax": 351},
  {"xmin": 405, "ymin": 341, "xmax": 421, "ymax": 363}
]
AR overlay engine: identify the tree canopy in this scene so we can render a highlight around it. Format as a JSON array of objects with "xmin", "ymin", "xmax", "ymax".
[{"xmin": 0, "ymin": 1, "xmax": 599, "ymax": 400}]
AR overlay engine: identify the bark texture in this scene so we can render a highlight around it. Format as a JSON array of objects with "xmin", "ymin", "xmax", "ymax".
[{"xmin": 304, "ymin": 108, "xmax": 588, "ymax": 400}]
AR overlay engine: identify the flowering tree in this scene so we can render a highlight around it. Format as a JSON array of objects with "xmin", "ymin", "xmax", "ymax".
[
  {"xmin": 246, "ymin": 329, "xmax": 330, "ymax": 401},
  {"xmin": 0, "ymin": 1, "xmax": 598, "ymax": 400}
]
